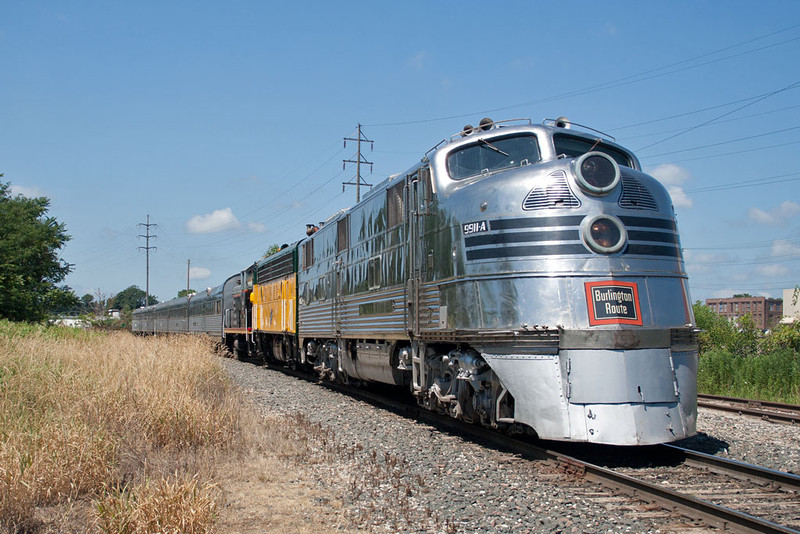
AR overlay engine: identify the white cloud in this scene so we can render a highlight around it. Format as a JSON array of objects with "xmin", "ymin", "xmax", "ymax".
[
  {"xmin": 186, "ymin": 208, "xmax": 240, "ymax": 233},
  {"xmin": 9, "ymin": 184, "xmax": 46, "ymax": 198},
  {"xmin": 189, "ymin": 267, "xmax": 211, "ymax": 280},
  {"xmin": 754, "ymin": 263, "xmax": 789, "ymax": 277},
  {"xmin": 771, "ymin": 239, "xmax": 800, "ymax": 257},
  {"xmin": 730, "ymin": 272, "xmax": 750, "ymax": 282},
  {"xmin": 684, "ymin": 251, "xmax": 735, "ymax": 273},
  {"xmin": 406, "ymin": 51, "xmax": 428, "ymax": 70},
  {"xmin": 647, "ymin": 163, "xmax": 692, "ymax": 208},
  {"xmin": 747, "ymin": 201, "xmax": 800, "ymax": 226},
  {"xmin": 246, "ymin": 221, "xmax": 267, "ymax": 233}
]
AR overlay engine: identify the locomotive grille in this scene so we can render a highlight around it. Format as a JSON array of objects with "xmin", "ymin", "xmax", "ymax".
[
  {"xmin": 619, "ymin": 172, "xmax": 658, "ymax": 210},
  {"xmin": 257, "ymin": 252, "xmax": 294, "ymax": 283},
  {"xmin": 522, "ymin": 171, "xmax": 580, "ymax": 210}
]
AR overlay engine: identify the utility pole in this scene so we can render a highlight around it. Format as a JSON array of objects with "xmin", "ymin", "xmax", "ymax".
[
  {"xmin": 343, "ymin": 123, "xmax": 374, "ymax": 203},
  {"xmin": 137, "ymin": 215, "xmax": 157, "ymax": 307}
]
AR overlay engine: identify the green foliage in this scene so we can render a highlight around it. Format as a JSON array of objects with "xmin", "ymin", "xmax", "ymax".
[
  {"xmin": 693, "ymin": 301, "xmax": 735, "ymax": 354},
  {"xmin": 692, "ymin": 301, "xmax": 759, "ymax": 356},
  {"xmin": 177, "ymin": 289, "xmax": 196, "ymax": 298},
  {"xmin": 693, "ymin": 301, "xmax": 800, "ymax": 403},
  {"xmin": 698, "ymin": 349, "xmax": 800, "ymax": 402},
  {"xmin": 0, "ymin": 318, "xmax": 96, "ymax": 341},
  {"xmin": 110, "ymin": 285, "xmax": 158, "ymax": 310},
  {"xmin": 263, "ymin": 244, "xmax": 281, "ymax": 258},
  {"xmin": 729, "ymin": 313, "xmax": 759, "ymax": 357},
  {"xmin": 0, "ymin": 180, "xmax": 78, "ymax": 322},
  {"xmin": 761, "ymin": 321, "xmax": 800, "ymax": 354}
]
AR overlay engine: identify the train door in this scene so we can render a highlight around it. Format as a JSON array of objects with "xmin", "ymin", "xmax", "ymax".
[
  {"xmin": 243, "ymin": 266, "xmax": 255, "ymax": 345},
  {"xmin": 406, "ymin": 167, "xmax": 432, "ymax": 336},
  {"xmin": 333, "ymin": 215, "xmax": 349, "ymax": 336},
  {"xmin": 407, "ymin": 167, "xmax": 432, "ymax": 391}
]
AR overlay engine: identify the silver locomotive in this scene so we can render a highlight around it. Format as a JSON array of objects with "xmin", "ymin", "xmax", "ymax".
[
  {"xmin": 135, "ymin": 117, "xmax": 698, "ymax": 446},
  {"xmin": 296, "ymin": 118, "xmax": 697, "ymax": 445}
]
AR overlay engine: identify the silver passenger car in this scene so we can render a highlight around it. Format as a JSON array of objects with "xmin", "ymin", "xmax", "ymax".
[
  {"xmin": 132, "ymin": 284, "xmax": 224, "ymax": 338},
  {"xmin": 297, "ymin": 118, "xmax": 697, "ymax": 445}
]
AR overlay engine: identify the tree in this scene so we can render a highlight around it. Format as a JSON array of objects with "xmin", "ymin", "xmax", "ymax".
[
  {"xmin": 263, "ymin": 244, "xmax": 281, "ymax": 258},
  {"xmin": 91, "ymin": 290, "xmax": 111, "ymax": 316},
  {"xmin": 81, "ymin": 293, "xmax": 95, "ymax": 312},
  {"xmin": 177, "ymin": 288, "xmax": 196, "ymax": 298},
  {"xmin": 0, "ymin": 179, "xmax": 78, "ymax": 322},
  {"xmin": 110, "ymin": 285, "xmax": 158, "ymax": 310}
]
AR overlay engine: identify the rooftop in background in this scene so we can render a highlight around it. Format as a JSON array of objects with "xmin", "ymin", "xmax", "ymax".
[{"xmin": 705, "ymin": 295, "xmax": 784, "ymax": 330}]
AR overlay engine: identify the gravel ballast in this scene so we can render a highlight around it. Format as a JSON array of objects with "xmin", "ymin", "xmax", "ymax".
[{"xmin": 221, "ymin": 358, "xmax": 800, "ymax": 533}]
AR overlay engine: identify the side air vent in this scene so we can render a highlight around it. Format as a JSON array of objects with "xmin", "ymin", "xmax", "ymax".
[
  {"xmin": 522, "ymin": 171, "xmax": 580, "ymax": 211},
  {"xmin": 619, "ymin": 172, "xmax": 658, "ymax": 210}
]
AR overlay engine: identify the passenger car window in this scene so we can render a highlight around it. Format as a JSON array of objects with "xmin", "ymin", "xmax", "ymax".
[
  {"xmin": 553, "ymin": 134, "xmax": 632, "ymax": 167},
  {"xmin": 447, "ymin": 134, "xmax": 540, "ymax": 180}
]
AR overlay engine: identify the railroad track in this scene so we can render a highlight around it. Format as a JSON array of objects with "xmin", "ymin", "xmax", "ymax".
[
  {"xmin": 603, "ymin": 445, "xmax": 800, "ymax": 533},
  {"xmin": 265, "ymin": 361, "xmax": 800, "ymax": 532},
  {"xmin": 698, "ymin": 393, "xmax": 800, "ymax": 424}
]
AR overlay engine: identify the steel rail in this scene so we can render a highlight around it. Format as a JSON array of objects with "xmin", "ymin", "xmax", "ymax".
[
  {"xmin": 698, "ymin": 393, "xmax": 800, "ymax": 424},
  {"xmin": 663, "ymin": 444, "xmax": 800, "ymax": 492},
  {"xmin": 264, "ymin": 363, "xmax": 799, "ymax": 533},
  {"xmin": 411, "ymin": 407, "xmax": 800, "ymax": 533}
]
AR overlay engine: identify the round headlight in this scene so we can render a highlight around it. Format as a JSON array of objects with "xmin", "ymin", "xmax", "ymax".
[
  {"xmin": 575, "ymin": 152, "xmax": 620, "ymax": 195},
  {"xmin": 582, "ymin": 214, "xmax": 627, "ymax": 254}
]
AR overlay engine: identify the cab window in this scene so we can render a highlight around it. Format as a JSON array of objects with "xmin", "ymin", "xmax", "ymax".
[
  {"xmin": 553, "ymin": 134, "xmax": 632, "ymax": 167},
  {"xmin": 447, "ymin": 134, "xmax": 540, "ymax": 180}
]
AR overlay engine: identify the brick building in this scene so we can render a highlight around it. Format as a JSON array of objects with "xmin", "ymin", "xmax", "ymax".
[{"xmin": 705, "ymin": 296, "xmax": 783, "ymax": 330}]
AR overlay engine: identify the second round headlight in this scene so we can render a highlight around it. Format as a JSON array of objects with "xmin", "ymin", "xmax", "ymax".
[{"xmin": 582, "ymin": 214, "xmax": 627, "ymax": 254}]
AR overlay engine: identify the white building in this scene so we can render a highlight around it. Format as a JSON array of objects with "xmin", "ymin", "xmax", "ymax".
[{"xmin": 782, "ymin": 288, "xmax": 800, "ymax": 324}]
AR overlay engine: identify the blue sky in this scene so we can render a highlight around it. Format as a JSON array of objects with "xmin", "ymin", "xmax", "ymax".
[{"xmin": 2, "ymin": 1, "xmax": 799, "ymax": 305}]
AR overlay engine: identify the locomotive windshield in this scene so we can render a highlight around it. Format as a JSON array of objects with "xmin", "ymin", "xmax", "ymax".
[
  {"xmin": 553, "ymin": 134, "xmax": 632, "ymax": 167},
  {"xmin": 447, "ymin": 134, "xmax": 540, "ymax": 180}
]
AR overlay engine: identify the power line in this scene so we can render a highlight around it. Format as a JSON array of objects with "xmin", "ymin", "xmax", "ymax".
[
  {"xmin": 365, "ymin": 25, "xmax": 800, "ymax": 128},
  {"xmin": 643, "ymin": 125, "xmax": 800, "ymax": 158},
  {"xmin": 236, "ymin": 142, "xmax": 346, "ymax": 221},
  {"xmin": 688, "ymin": 253, "xmax": 800, "ymax": 267},
  {"xmin": 684, "ymin": 234, "xmax": 800, "ymax": 251},
  {"xmin": 644, "ymin": 138, "xmax": 800, "ymax": 166},
  {"xmin": 691, "ymin": 281, "xmax": 799, "ymax": 290},
  {"xmin": 612, "ymin": 102, "xmax": 800, "ymax": 136},
  {"xmin": 683, "ymin": 172, "xmax": 800, "ymax": 194},
  {"xmin": 635, "ymin": 80, "xmax": 800, "ymax": 152}
]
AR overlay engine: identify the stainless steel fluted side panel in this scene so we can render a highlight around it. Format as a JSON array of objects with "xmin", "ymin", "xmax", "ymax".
[
  {"xmin": 417, "ymin": 282, "xmax": 442, "ymax": 332},
  {"xmin": 339, "ymin": 287, "xmax": 407, "ymax": 339},
  {"xmin": 299, "ymin": 301, "xmax": 333, "ymax": 337}
]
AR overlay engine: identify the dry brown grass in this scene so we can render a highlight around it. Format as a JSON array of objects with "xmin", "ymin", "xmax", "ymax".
[{"xmin": 0, "ymin": 322, "xmax": 354, "ymax": 533}]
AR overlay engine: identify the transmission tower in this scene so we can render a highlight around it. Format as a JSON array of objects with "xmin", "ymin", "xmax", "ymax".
[
  {"xmin": 342, "ymin": 124, "xmax": 373, "ymax": 203},
  {"xmin": 137, "ymin": 215, "xmax": 157, "ymax": 307}
]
